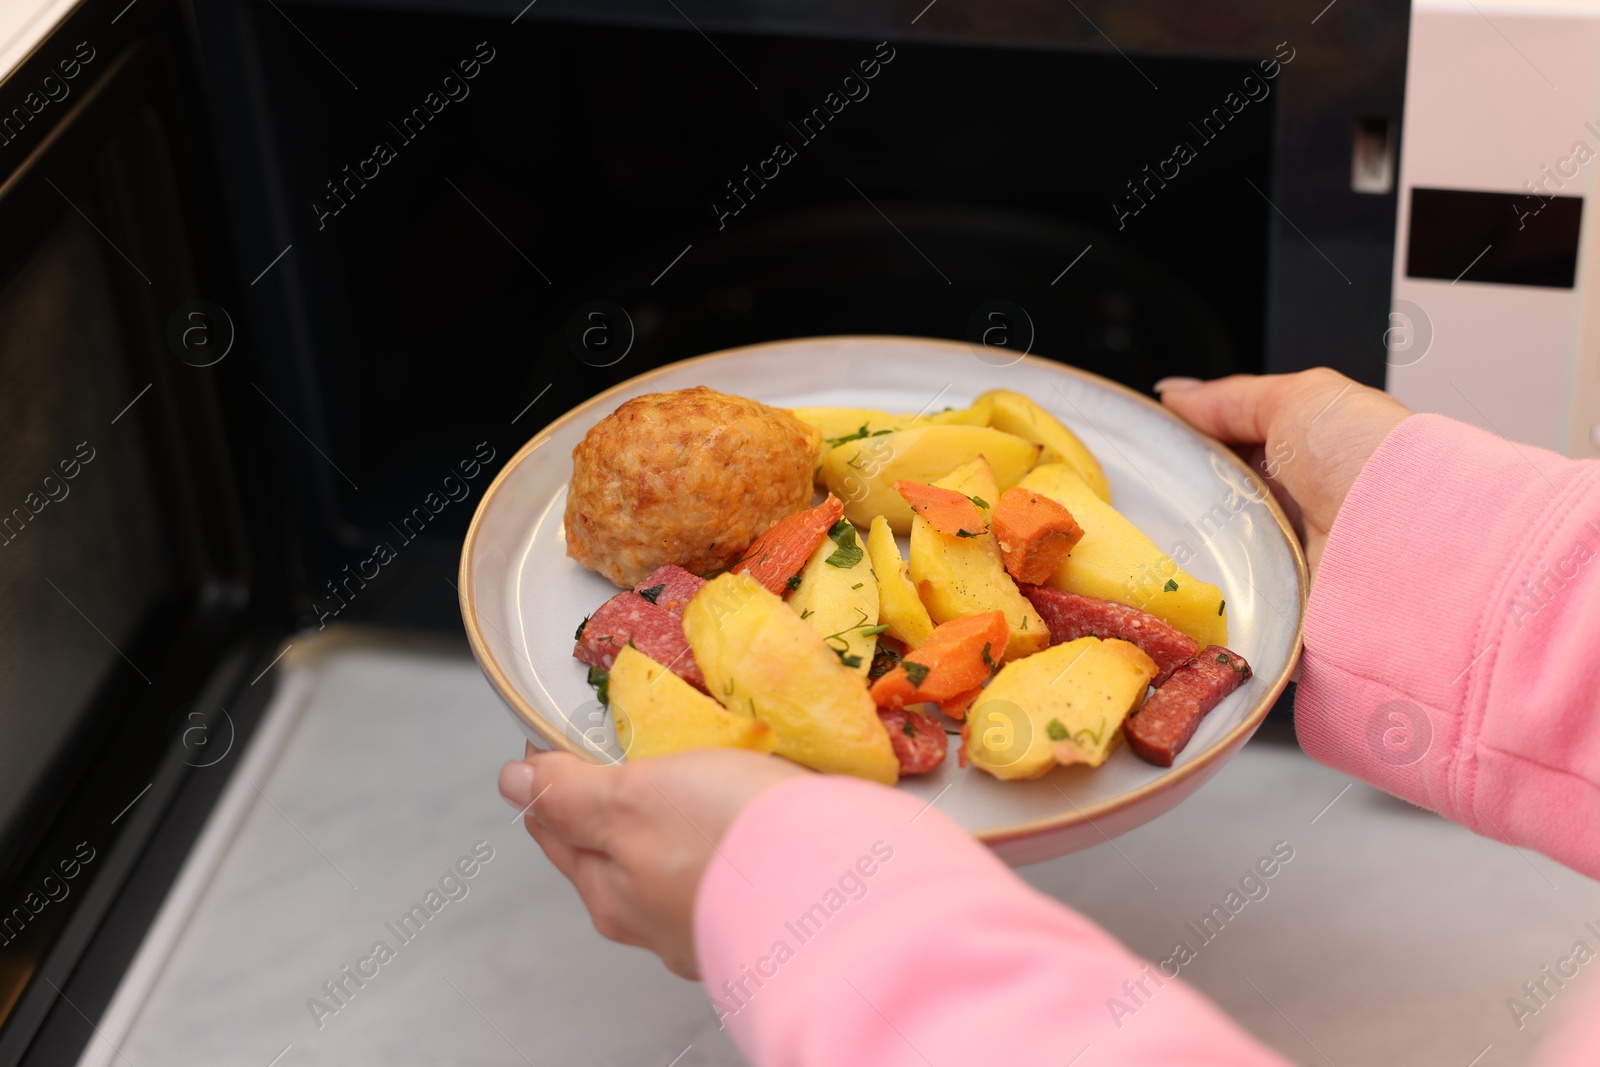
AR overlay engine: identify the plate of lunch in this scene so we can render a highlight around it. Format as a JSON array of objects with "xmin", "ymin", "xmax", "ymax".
[{"xmin": 459, "ymin": 336, "xmax": 1306, "ymax": 864}]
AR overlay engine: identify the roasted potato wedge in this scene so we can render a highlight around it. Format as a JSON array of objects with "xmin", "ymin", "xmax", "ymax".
[
  {"xmin": 907, "ymin": 457, "xmax": 1049, "ymax": 662},
  {"xmin": 819, "ymin": 425, "xmax": 1040, "ymax": 533},
  {"xmin": 866, "ymin": 514, "xmax": 934, "ymax": 648},
  {"xmin": 787, "ymin": 521, "xmax": 881, "ymax": 675},
  {"xmin": 684, "ymin": 573, "xmax": 898, "ymax": 783},
  {"xmin": 906, "ymin": 397, "xmax": 995, "ymax": 427},
  {"xmin": 609, "ymin": 645, "xmax": 774, "ymax": 760},
  {"xmin": 1018, "ymin": 464, "xmax": 1228, "ymax": 647},
  {"xmin": 977, "ymin": 389, "xmax": 1110, "ymax": 501},
  {"xmin": 965, "ymin": 636, "xmax": 1157, "ymax": 780}
]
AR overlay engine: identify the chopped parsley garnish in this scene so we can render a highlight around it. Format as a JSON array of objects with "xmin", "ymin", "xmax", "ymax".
[
  {"xmin": 1164, "ymin": 579, "xmax": 1179, "ymax": 592},
  {"xmin": 820, "ymin": 611, "xmax": 882, "ymax": 664},
  {"xmin": 786, "ymin": 574, "xmax": 802, "ymax": 591},
  {"xmin": 869, "ymin": 645, "xmax": 902, "ymax": 681},
  {"xmin": 1046, "ymin": 718, "xmax": 1068, "ymax": 741},
  {"xmin": 903, "ymin": 661, "xmax": 931, "ymax": 689},
  {"xmin": 586, "ymin": 665, "xmax": 610, "ymax": 705},
  {"xmin": 1074, "ymin": 719, "xmax": 1108, "ymax": 747},
  {"xmin": 800, "ymin": 608, "xmax": 814, "ymax": 620},
  {"xmin": 823, "ymin": 423, "xmax": 895, "ymax": 450},
  {"xmin": 824, "ymin": 519, "xmax": 864, "ymax": 568},
  {"xmin": 1217, "ymin": 599, "xmax": 1226, "ymax": 616},
  {"xmin": 967, "ymin": 495, "xmax": 989, "ymax": 509},
  {"xmin": 1021, "ymin": 617, "xmax": 1028, "ymax": 629},
  {"xmin": 638, "ymin": 584, "xmax": 665, "ymax": 604},
  {"xmin": 574, "ymin": 615, "xmax": 590, "ymax": 641},
  {"xmin": 981, "ymin": 642, "xmax": 997, "ymax": 672},
  {"xmin": 1217, "ymin": 653, "xmax": 1230, "ymax": 664},
  {"xmin": 902, "ymin": 717, "xmax": 919, "ymax": 737},
  {"xmin": 955, "ymin": 529, "xmax": 979, "ymax": 538},
  {"xmin": 850, "ymin": 582, "xmax": 863, "ymax": 590}
]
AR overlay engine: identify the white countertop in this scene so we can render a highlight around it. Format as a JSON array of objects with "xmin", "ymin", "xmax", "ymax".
[{"xmin": 79, "ymin": 628, "xmax": 1600, "ymax": 1067}]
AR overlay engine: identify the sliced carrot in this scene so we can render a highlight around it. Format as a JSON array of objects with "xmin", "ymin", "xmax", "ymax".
[
  {"xmin": 869, "ymin": 611, "xmax": 1009, "ymax": 708},
  {"xmin": 993, "ymin": 485, "xmax": 1085, "ymax": 585},
  {"xmin": 730, "ymin": 494, "xmax": 845, "ymax": 596},
  {"xmin": 939, "ymin": 685, "xmax": 984, "ymax": 721},
  {"xmin": 894, "ymin": 480, "xmax": 987, "ymax": 538}
]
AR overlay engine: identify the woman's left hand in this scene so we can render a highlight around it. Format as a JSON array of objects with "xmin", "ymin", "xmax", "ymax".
[{"xmin": 499, "ymin": 744, "xmax": 806, "ymax": 978}]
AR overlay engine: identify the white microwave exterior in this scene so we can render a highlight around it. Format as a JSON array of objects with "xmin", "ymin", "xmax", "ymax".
[{"xmin": 1388, "ymin": 0, "xmax": 1600, "ymax": 458}]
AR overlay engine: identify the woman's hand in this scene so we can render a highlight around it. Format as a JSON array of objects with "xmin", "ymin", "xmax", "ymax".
[
  {"xmin": 498, "ymin": 744, "xmax": 806, "ymax": 978},
  {"xmin": 1157, "ymin": 369, "xmax": 1411, "ymax": 578}
]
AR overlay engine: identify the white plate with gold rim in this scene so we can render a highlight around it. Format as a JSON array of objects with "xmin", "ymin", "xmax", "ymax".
[{"xmin": 459, "ymin": 336, "xmax": 1306, "ymax": 865}]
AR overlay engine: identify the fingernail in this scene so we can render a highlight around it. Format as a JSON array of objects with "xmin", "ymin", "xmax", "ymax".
[
  {"xmin": 499, "ymin": 760, "xmax": 535, "ymax": 808},
  {"xmin": 1153, "ymin": 377, "xmax": 1202, "ymax": 393}
]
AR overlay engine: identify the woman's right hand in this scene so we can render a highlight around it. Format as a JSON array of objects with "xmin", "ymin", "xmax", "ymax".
[{"xmin": 1156, "ymin": 369, "xmax": 1412, "ymax": 579}]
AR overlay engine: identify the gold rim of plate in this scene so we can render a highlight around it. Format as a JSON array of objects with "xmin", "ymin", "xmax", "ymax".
[{"xmin": 458, "ymin": 336, "xmax": 1309, "ymax": 847}]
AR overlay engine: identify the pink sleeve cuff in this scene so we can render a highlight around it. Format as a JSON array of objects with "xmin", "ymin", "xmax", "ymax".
[
  {"xmin": 1296, "ymin": 413, "xmax": 1600, "ymax": 877},
  {"xmin": 695, "ymin": 775, "xmax": 1285, "ymax": 1067}
]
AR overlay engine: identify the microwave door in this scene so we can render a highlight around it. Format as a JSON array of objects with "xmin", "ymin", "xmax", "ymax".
[{"xmin": 0, "ymin": 11, "xmax": 295, "ymax": 1065}]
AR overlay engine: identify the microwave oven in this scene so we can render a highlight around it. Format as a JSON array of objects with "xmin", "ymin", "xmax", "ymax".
[{"xmin": 1388, "ymin": 0, "xmax": 1600, "ymax": 459}]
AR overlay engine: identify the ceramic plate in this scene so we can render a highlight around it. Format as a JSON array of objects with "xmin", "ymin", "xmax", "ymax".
[{"xmin": 459, "ymin": 336, "xmax": 1306, "ymax": 865}]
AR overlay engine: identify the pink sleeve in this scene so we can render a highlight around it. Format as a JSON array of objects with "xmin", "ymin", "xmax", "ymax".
[
  {"xmin": 695, "ymin": 775, "xmax": 1286, "ymax": 1067},
  {"xmin": 1293, "ymin": 413, "xmax": 1600, "ymax": 1067},
  {"xmin": 1294, "ymin": 413, "xmax": 1600, "ymax": 878}
]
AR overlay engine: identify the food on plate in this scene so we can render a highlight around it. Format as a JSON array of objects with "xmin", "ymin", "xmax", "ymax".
[
  {"xmin": 1016, "ymin": 463, "xmax": 1228, "ymax": 648},
  {"xmin": 562, "ymin": 384, "xmax": 1255, "ymax": 786},
  {"xmin": 792, "ymin": 408, "xmax": 906, "ymax": 464},
  {"xmin": 790, "ymin": 401, "xmax": 997, "ymax": 462},
  {"xmin": 1019, "ymin": 585, "xmax": 1199, "ymax": 687},
  {"xmin": 610, "ymin": 645, "xmax": 774, "ymax": 760},
  {"xmin": 1124, "ymin": 646, "xmax": 1252, "ymax": 766},
  {"xmin": 908, "ymin": 458, "xmax": 1049, "ymax": 663},
  {"xmin": 867, "ymin": 516, "xmax": 935, "ymax": 648},
  {"xmin": 869, "ymin": 611, "xmax": 1008, "ymax": 715},
  {"xmin": 729, "ymin": 495, "xmax": 845, "ymax": 596},
  {"xmin": 877, "ymin": 706, "xmax": 948, "ymax": 776},
  {"xmin": 993, "ymin": 486, "xmax": 1084, "ymax": 585},
  {"xmin": 682, "ymin": 573, "xmax": 899, "ymax": 784},
  {"xmin": 939, "ymin": 686, "xmax": 983, "ymax": 719},
  {"xmin": 786, "ymin": 518, "xmax": 881, "ymax": 676},
  {"xmin": 791, "ymin": 407, "xmax": 908, "ymax": 455},
  {"xmin": 565, "ymin": 387, "xmax": 820, "ymax": 587},
  {"xmin": 977, "ymin": 388, "xmax": 1111, "ymax": 501},
  {"xmin": 964, "ymin": 637, "xmax": 1158, "ymax": 780},
  {"xmin": 633, "ymin": 563, "xmax": 706, "ymax": 614},
  {"xmin": 817, "ymin": 424, "xmax": 1040, "ymax": 533},
  {"xmin": 895, "ymin": 480, "xmax": 987, "ymax": 537},
  {"xmin": 574, "ymin": 589, "xmax": 706, "ymax": 692}
]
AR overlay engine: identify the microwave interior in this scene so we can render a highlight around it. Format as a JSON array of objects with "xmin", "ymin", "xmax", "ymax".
[{"xmin": 249, "ymin": 10, "xmax": 1277, "ymax": 628}]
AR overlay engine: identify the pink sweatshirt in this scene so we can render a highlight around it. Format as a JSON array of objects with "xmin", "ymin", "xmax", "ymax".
[{"xmin": 694, "ymin": 414, "xmax": 1600, "ymax": 1065}]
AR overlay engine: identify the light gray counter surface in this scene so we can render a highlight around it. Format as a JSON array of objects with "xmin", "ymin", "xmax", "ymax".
[{"xmin": 78, "ymin": 628, "xmax": 1600, "ymax": 1067}]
